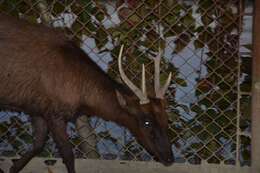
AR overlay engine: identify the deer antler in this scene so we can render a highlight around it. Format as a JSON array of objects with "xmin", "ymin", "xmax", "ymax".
[
  {"xmin": 153, "ymin": 48, "xmax": 172, "ymax": 99},
  {"xmin": 118, "ymin": 45, "xmax": 150, "ymax": 104}
]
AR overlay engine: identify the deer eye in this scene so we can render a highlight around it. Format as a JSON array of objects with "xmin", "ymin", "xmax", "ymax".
[{"xmin": 143, "ymin": 120, "xmax": 152, "ymax": 128}]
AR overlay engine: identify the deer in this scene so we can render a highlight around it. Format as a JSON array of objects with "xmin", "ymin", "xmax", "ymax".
[{"xmin": 0, "ymin": 14, "xmax": 174, "ymax": 173}]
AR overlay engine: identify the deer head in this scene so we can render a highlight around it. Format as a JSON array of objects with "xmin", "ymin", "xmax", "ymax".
[{"xmin": 116, "ymin": 45, "xmax": 174, "ymax": 165}]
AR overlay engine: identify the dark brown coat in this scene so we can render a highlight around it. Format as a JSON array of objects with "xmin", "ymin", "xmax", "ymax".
[{"xmin": 0, "ymin": 14, "xmax": 173, "ymax": 173}]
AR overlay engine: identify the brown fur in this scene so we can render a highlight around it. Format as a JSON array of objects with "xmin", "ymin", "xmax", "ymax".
[{"xmin": 0, "ymin": 14, "xmax": 174, "ymax": 173}]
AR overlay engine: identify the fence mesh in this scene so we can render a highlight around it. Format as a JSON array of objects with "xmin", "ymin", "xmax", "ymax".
[{"xmin": 0, "ymin": 0, "xmax": 253, "ymax": 167}]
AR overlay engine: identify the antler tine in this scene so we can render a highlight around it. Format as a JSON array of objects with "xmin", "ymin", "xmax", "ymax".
[
  {"xmin": 158, "ymin": 72, "xmax": 172, "ymax": 98},
  {"xmin": 142, "ymin": 64, "xmax": 147, "ymax": 97},
  {"xmin": 153, "ymin": 48, "xmax": 172, "ymax": 99},
  {"xmin": 154, "ymin": 48, "xmax": 162, "ymax": 96},
  {"xmin": 118, "ymin": 45, "xmax": 150, "ymax": 104}
]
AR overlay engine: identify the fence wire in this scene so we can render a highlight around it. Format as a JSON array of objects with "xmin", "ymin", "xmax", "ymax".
[{"xmin": 0, "ymin": 0, "xmax": 253, "ymax": 167}]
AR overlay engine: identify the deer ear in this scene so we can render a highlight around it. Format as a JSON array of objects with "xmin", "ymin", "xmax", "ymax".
[{"xmin": 115, "ymin": 90, "xmax": 127, "ymax": 107}]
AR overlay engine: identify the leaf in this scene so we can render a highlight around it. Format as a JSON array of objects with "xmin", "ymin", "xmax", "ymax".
[
  {"xmin": 168, "ymin": 112, "xmax": 179, "ymax": 122},
  {"xmin": 19, "ymin": 133, "xmax": 33, "ymax": 143},
  {"xmin": 0, "ymin": 0, "xmax": 20, "ymax": 16},
  {"xmin": 198, "ymin": 28, "xmax": 213, "ymax": 44},
  {"xmin": 206, "ymin": 123, "xmax": 221, "ymax": 135},
  {"xmin": 175, "ymin": 78, "xmax": 187, "ymax": 87},
  {"xmin": 108, "ymin": 28, "xmax": 121, "ymax": 38},
  {"xmin": 220, "ymin": 8, "xmax": 235, "ymax": 26},
  {"xmin": 86, "ymin": 22, "xmax": 96, "ymax": 33},
  {"xmin": 96, "ymin": 11, "xmax": 105, "ymax": 22},
  {"xmin": 191, "ymin": 104, "xmax": 203, "ymax": 114},
  {"xmin": 23, "ymin": 15, "xmax": 38, "ymax": 23},
  {"xmin": 197, "ymin": 79, "xmax": 212, "ymax": 93},
  {"xmin": 71, "ymin": 21, "xmax": 83, "ymax": 35},
  {"xmin": 164, "ymin": 14, "xmax": 177, "ymax": 25},
  {"xmin": 201, "ymin": 14, "xmax": 213, "ymax": 26},
  {"xmin": 13, "ymin": 139, "xmax": 23, "ymax": 149},
  {"xmin": 196, "ymin": 26, "xmax": 204, "ymax": 33},
  {"xmin": 0, "ymin": 123, "xmax": 8, "ymax": 134},
  {"xmin": 146, "ymin": 0, "xmax": 158, "ymax": 8},
  {"xmin": 91, "ymin": 7, "xmax": 105, "ymax": 22},
  {"xmin": 71, "ymin": 0, "xmax": 92, "ymax": 14},
  {"xmin": 194, "ymin": 39, "xmax": 204, "ymax": 49},
  {"xmin": 164, "ymin": 29, "xmax": 176, "ymax": 37},
  {"xmin": 243, "ymin": 44, "xmax": 252, "ymax": 51},
  {"xmin": 128, "ymin": 13, "xmax": 142, "ymax": 24},
  {"xmin": 198, "ymin": 0, "xmax": 214, "ymax": 9},
  {"xmin": 168, "ymin": 128, "xmax": 177, "ymax": 140},
  {"xmin": 177, "ymin": 104, "xmax": 190, "ymax": 113},
  {"xmin": 182, "ymin": 10, "xmax": 195, "ymax": 27},
  {"xmin": 52, "ymin": 1, "xmax": 65, "ymax": 14},
  {"xmin": 78, "ymin": 5, "xmax": 92, "ymax": 23},
  {"xmin": 206, "ymin": 140, "xmax": 221, "ymax": 151},
  {"xmin": 198, "ymin": 98, "xmax": 212, "ymax": 107},
  {"xmin": 95, "ymin": 27, "xmax": 108, "ymax": 50},
  {"xmin": 174, "ymin": 32, "xmax": 191, "ymax": 53},
  {"xmin": 240, "ymin": 96, "xmax": 251, "ymax": 118}
]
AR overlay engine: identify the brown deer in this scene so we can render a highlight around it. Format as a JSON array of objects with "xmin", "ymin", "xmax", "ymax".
[{"xmin": 0, "ymin": 14, "xmax": 174, "ymax": 173}]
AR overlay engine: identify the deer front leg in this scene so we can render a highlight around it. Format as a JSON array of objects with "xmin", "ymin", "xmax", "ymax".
[
  {"xmin": 47, "ymin": 116, "xmax": 76, "ymax": 173},
  {"xmin": 10, "ymin": 116, "xmax": 48, "ymax": 173}
]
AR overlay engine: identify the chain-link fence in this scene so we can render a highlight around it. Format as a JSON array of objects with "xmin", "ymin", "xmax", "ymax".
[{"xmin": 0, "ymin": 0, "xmax": 253, "ymax": 168}]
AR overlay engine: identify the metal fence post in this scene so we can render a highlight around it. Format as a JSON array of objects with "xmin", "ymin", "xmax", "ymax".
[{"xmin": 251, "ymin": 1, "xmax": 260, "ymax": 172}]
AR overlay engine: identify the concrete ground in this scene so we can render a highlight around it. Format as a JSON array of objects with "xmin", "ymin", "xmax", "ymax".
[{"xmin": 0, "ymin": 157, "xmax": 250, "ymax": 173}]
